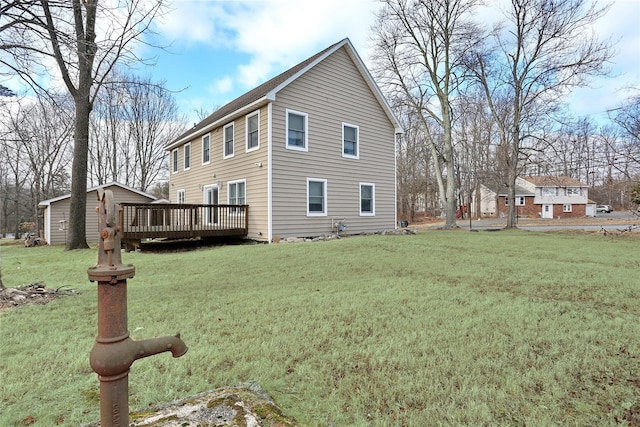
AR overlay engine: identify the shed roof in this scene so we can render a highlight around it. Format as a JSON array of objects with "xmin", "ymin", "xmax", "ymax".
[
  {"xmin": 38, "ymin": 182, "xmax": 156, "ymax": 208},
  {"xmin": 165, "ymin": 38, "xmax": 401, "ymax": 150}
]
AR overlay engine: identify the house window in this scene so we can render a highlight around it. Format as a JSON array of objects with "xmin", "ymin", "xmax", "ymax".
[
  {"xmin": 567, "ymin": 187, "xmax": 580, "ymax": 196},
  {"xmin": 286, "ymin": 109, "xmax": 308, "ymax": 151},
  {"xmin": 360, "ymin": 183, "xmax": 375, "ymax": 215},
  {"xmin": 505, "ymin": 197, "xmax": 525, "ymax": 206},
  {"xmin": 228, "ymin": 180, "xmax": 246, "ymax": 205},
  {"xmin": 184, "ymin": 143, "xmax": 191, "ymax": 170},
  {"xmin": 563, "ymin": 204, "xmax": 572, "ymax": 212},
  {"xmin": 307, "ymin": 178, "xmax": 327, "ymax": 216},
  {"xmin": 246, "ymin": 111, "xmax": 259, "ymax": 151},
  {"xmin": 224, "ymin": 123, "xmax": 234, "ymax": 158},
  {"xmin": 172, "ymin": 149, "xmax": 178, "ymax": 173},
  {"xmin": 541, "ymin": 187, "xmax": 556, "ymax": 196},
  {"xmin": 177, "ymin": 189, "xmax": 185, "ymax": 204},
  {"xmin": 343, "ymin": 123, "xmax": 359, "ymax": 158},
  {"xmin": 202, "ymin": 134, "xmax": 210, "ymax": 164}
]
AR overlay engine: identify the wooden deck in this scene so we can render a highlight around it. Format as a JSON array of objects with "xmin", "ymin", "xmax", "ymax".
[{"xmin": 119, "ymin": 203, "xmax": 249, "ymax": 246}]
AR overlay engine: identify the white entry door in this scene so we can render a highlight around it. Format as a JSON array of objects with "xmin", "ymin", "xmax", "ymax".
[
  {"xmin": 204, "ymin": 185, "xmax": 219, "ymax": 224},
  {"xmin": 542, "ymin": 204, "xmax": 553, "ymax": 219}
]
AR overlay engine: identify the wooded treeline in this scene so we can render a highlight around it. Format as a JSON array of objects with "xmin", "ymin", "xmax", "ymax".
[{"xmin": 0, "ymin": 73, "xmax": 185, "ymax": 238}]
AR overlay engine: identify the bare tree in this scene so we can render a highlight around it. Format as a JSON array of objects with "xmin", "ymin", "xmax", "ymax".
[
  {"xmin": 472, "ymin": 0, "xmax": 613, "ymax": 228},
  {"xmin": 1, "ymin": 0, "xmax": 166, "ymax": 249},
  {"xmin": 371, "ymin": 0, "xmax": 482, "ymax": 228}
]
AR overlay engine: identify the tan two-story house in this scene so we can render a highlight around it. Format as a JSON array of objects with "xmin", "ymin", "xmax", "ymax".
[{"xmin": 165, "ymin": 38, "xmax": 402, "ymax": 242}]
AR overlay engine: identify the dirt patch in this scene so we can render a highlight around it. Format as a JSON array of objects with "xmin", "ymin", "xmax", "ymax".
[{"xmin": 0, "ymin": 282, "xmax": 79, "ymax": 312}]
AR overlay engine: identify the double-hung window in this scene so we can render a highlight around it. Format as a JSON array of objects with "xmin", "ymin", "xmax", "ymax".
[
  {"xmin": 563, "ymin": 204, "xmax": 572, "ymax": 212},
  {"xmin": 172, "ymin": 149, "xmax": 178, "ymax": 173},
  {"xmin": 286, "ymin": 109, "xmax": 308, "ymax": 151},
  {"xmin": 228, "ymin": 180, "xmax": 246, "ymax": 214},
  {"xmin": 505, "ymin": 197, "xmax": 525, "ymax": 206},
  {"xmin": 360, "ymin": 183, "xmax": 375, "ymax": 215},
  {"xmin": 343, "ymin": 123, "xmax": 359, "ymax": 158},
  {"xmin": 307, "ymin": 178, "xmax": 327, "ymax": 216},
  {"xmin": 202, "ymin": 134, "xmax": 210, "ymax": 164},
  {"xmin": 567, "ymin": 187, "xmax": 580, "ymax": 196},
  {"xmin": 184, "ymin": 143, "xmax": 191, "ymax": 170},
  {"xmin": 246, "ymin": 112, "xmax": 259, "ymax": 151},
  {"xmin": 224, "ymin": 123, "xmax": 234, "ymax": 158}
]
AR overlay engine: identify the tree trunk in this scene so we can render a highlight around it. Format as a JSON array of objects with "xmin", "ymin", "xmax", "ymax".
[{"xmin": 66, "ymin": 99, "xmax": 91, "ymax": 250}]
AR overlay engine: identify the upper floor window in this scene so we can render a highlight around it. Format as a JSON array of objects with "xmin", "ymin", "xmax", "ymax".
[
  {"xmin": 505, "ymin": 197, "xmax": 525, "ymax": 206},
  {"xmin": 307, "ymin": 178, "xmax": 327, "ymax": 216},
  {"xmin": 286, "ymin": 109, "xmax": 308, "ymax": 151},
  {"xmin": 343, "ymin": 123, "xmax": 359, "ymax": 158},
  {"xmin": 360, "ymin": 183, "xmax": 375, "ymax": 215},
  {"xmin": 246, "ymin": 112, "xmax": 259, "ymax": 151},
  {"xmin": 184, "ymin": 143, "xmax": 191, "ymax": 170},
  {"xmin": 177, "ymin": 189, "xmax": 185, "ymax": 204},
  {"xmin": 541, "ymin": 187, "xmax": 556, "ymax": 196},
  {"xmin": 224, "ymin": 123, "xmax": 234, "ymax": 158},
  {"xmin": 567, "ymin": 187, "xmax": 580, "ymax": 196},
  {"xmin": 202, "ymin": 134, "xmax": 210, "ymax": 164},
  {"xmin": 172, "ymin": 149, "xmax": 178, "ymax": 173}
]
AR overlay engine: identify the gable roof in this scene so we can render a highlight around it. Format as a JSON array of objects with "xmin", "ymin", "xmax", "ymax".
[
  {"xmin": 166, "ymin": 38, "xmax": 402, "ymax": 150},
  {"xmin": 522, "ymin": 176, "xmax": 587, "ymax": 187},
  {"xmin": 483, "ymin": 183, "xmax": 534, "ymax": 197},
  {"xmin": 38, "ymin": 182, "xmax": 156, "ymax": 207}
]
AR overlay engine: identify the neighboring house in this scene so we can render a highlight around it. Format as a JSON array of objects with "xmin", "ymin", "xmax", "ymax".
[
  {"xmin": 477, "ymin": 176, "xmax": 589, "ymax": 219},
  {"xmin": 39, "ymin": 182, "xmax": 156, "ymax": 245},
  {"xmin": 165, "ymin": 38, "xmax": 402, "ymax": 242}
]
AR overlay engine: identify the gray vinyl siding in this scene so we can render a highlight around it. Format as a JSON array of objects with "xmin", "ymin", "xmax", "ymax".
[
  {"xmin": 169, "ymin": 105, "xmax": 270, "ymax": 240},
  {"xmin": 43, "ymin": 185, "xmax": 154, "ymax": 245},
  {"xmin": 270, "ymin": 46, "xmax": 396, "ymax": 239}
]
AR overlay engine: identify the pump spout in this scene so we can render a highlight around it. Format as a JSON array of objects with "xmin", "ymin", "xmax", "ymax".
[{"xmin": 135, "ymin": 333, "xmax": 188, "ymax": 360}]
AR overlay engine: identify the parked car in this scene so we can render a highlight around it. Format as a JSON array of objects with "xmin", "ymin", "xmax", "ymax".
[{"xmin": 596, "ymin": 204, "xmax": 613, "ymax": 213}]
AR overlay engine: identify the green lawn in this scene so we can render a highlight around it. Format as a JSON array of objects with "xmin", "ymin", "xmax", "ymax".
[{"xmin": 1, "ymin": 230, "xmax": 638, "ymax": 426}]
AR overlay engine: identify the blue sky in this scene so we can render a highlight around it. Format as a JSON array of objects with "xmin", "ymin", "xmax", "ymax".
[{"xmin": 138, "ymin": 0, "xmax": 640, "ymax": 125}]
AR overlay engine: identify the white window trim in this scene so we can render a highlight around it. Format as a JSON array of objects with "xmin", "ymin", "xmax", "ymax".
[
  {"xmin": 307, "ymin": 178, "xmax": 327, "ymax": 216},
  {"xmin": 202, "ymin": 133, "xmax": 211, "ymax": 165},
  {"xmin": 360, "ymin": 182, "xmax": 375, "ymax": 216},
  {"xmin": 223, "ymin": 122, "xmax": 234, "ymax": 159},
  {"xmin": 286, "ymin": 109, "xmax": 308, "ymax": 152},
  {"xmin": 184, "ymin": 142, "xmax": 191, "ymax": 170},
  {"xmin": 342, "ymin": 122, "xmax": 360, "ymax": 159},
  {"xmin": 172, "ymin": 149, "xmax": 179, "ymax": 174},
  {"xmin": 246, "ymin": 110, "xmax": 260, "ymax": 152},
  {"xmin": 227, "ymin": 179, "xmax": 246, "ymax": 216},
  {"xmin": 505, "ymin": 197, "xmax": 525, "ymax": 206},
  {"xmin": 567, "ymin": 187, "xmax": 580, "ymax": 196},
  {"xmin": 176, "ymin": 189, "xmax": 185, "ymax": 204},
  {"xmin": 563, "ymin": 203, "xmax": 572, "ymax": 212}
]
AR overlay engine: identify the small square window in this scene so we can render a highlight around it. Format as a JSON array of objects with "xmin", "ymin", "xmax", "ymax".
[
  {"xmin": 563, "ymin": 204, "xmax": 572, "ymax": 212},
  {"xmin": 287, "ymin": 110, "xmax": 308, "ymax": 151}
]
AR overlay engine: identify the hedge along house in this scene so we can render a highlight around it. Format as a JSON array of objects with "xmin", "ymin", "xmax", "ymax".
[
  {"xmin": 38, "ymin": 182, "xmax": 156, "ymax": 245},
  {"xmin": 165, "ymin": 38, "xmax": 402, "ymax": 242}
]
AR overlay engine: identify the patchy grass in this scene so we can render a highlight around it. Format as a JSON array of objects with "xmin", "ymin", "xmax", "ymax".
[{"xmin": 0, "ymin": 230, "xmax": 638, "ymax": 426}]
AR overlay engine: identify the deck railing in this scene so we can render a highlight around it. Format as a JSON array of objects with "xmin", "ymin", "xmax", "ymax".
[{"xmin": 119, "ymin": 203, "xmax": 249, "ymax": 242}]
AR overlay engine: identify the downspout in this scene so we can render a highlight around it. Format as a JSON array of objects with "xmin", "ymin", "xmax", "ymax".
[{"xmin": 267, "ymin": 102, "xmax": 273, "ymax": 243}]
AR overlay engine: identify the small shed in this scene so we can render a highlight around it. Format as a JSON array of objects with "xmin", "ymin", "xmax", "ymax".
[{"xmin": 39, "ymin": 182, "xmax": 156, "ymax": 245}]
